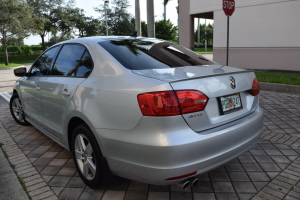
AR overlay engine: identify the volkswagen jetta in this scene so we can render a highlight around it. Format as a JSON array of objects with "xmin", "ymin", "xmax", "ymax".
[{"xmin": 10, "ymin": 36, "xmax": 263, "ymax": 189}]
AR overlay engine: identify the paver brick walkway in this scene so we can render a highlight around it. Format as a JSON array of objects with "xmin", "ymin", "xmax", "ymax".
[{"xmin": 0, "ymin": 90, "xmax": 300, "ymax": 200}]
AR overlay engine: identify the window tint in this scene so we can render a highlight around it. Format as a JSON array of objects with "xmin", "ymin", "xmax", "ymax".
[
  {"xmin": 76, "ymin": 50, "xmax": 93, "ymax": 77},
  {"xmin": 51, "ymin": 44, "xmax": 86, "ymax": 76},
  {"xmin": 29, "ymin": 46, "xmax": 60, "ymax": 76},
  {"xmin": 99, "ymin": 39, "xmax": 214, "ymax": 70}
]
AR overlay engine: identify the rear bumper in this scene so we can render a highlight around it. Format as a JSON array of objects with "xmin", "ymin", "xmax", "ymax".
[{"xmin": 95, "ymin": 106, "xmax": 264, "ymax": 185}]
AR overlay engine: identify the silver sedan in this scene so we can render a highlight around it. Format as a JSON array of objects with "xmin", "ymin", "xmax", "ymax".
[{"xmin": 10, "ymin": 36, "xmax": 263, "ymax": 190}]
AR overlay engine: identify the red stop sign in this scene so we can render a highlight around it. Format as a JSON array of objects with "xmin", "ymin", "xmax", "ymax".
[{"xmin": 223, "ymin": 0, "xmax": 235, "ymax": 16}]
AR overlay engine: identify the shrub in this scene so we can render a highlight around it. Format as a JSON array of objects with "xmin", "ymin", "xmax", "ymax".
[
  {"xmin": 22, "ymin": 46, "xmax": 34, "ymax": 55},
  {"xmin": 30, "ymin": 46, "xmax": 44, "ymax": 51},
  {"xmin": 0, "ymin": 45, "xmax": 43, "ymax": 53},
  {"xmin": 17, "ymin": 49, "xmax": 24, "ymax": 55},
  {"xmin": 7, "ymin": 46, "xmax": 20, "ymax": 52}
]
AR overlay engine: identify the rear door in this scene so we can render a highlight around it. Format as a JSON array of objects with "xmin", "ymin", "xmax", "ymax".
[{"xmin": 40, "ymin": 44, "xmax": 93, "ymax": 140}]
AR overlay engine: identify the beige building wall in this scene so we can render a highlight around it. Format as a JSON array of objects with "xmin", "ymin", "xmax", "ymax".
[
  {"xmin": 179, "ymin": 0, "xmax": 300, "ymax": 71},
  {"xmin": 178, "ymin": 0, "xmax": 194, "ymax": 50}
]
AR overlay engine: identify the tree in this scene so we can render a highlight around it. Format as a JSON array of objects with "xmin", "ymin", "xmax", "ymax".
[
  {"xmin": 155, "ymin": 20, "xmax": 178, "ymax": 41},
  {"xmin": 95, "ymin": 0, "xmax": 134, "ymax": 36},
  {"xmin": 147, "ymin": 0, "xmax": 155, "ymax": 38},
  {"xmin": 0, "ymin": 0, "xmax": 33, "ymax": 65},
  {"xmin": 194, "ymin": 23, "xmax": 214, "ymax": 46},
  {"xmin": 63, "ymin": 8, "xmax": 105, "ymax": 38},
  {"xmin": 26, "ymin": 0, "xmax": 72, "ymax": 51},
  {"xmin": 50, "ymin": 6, "xmax": 75, "ymax": 38},
  {"xmin": 141, "ymin": 21, "xmax": 148, "ymax": 37},
  {"xmin": 47, "ymin": 33, "xmax": 74, "ymax": 46},
  {"xmin": 7, "ymin": 37, "xmax": 25, "ymax": 47},
  {"xmin": 140, "ymin": 20, "xmax": 177, "ymax": 41},
  {"xmin": 84, "ymin": 18, "xmax": 106, "ymax": 37},
  {"xmin": 135, "ymin": 0, "xmax": 141, "ymax": 36}
]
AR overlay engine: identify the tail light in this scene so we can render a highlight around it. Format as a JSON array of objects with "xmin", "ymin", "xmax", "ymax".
[
  {"xmin": 137, "ymin": 90, "xmax": 208, "ymax": 116},
  {"xmin": 248, "ymin": 78, "xmax": 260, "ymax": 96},
  {"xmin": 176, "ymin": 91, "xmax": 208, "ymax": 114}
]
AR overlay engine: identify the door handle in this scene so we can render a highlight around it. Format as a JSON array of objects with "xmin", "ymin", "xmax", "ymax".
[{"xmin": 62, "ymin": 89, "xmax": 71, "ymax": 96}]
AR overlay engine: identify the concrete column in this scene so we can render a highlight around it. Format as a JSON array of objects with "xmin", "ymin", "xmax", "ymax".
[
  {"xmin": 135, "ymin": 0, "xmax": 141, "ymax": 36},
  {"xmin": 147, "ymin": 0, "xmax": 155, "ymax": 38},
  {"xmin": 179, "ymin": 0, "xmax": 194, "ymax": 50}
]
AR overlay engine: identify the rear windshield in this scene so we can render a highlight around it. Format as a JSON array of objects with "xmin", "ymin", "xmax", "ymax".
[{"xmin": 99, "ymin": 39, "xmax": 214, "ymax": 70}]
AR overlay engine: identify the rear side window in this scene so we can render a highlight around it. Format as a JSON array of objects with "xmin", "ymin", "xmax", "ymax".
[
  {"xmin": 29, "ymin": 46, "xmax": 60, "ymax": 76},
  {"xmin": 51, "ymin": 44, "xmax": 89, "ymax": 76},
  {"xmin": 76, "ymin": 50, "xmax": 93, "ymax": 77},
  {"xmin": 99, "ymin": 39, "xmax": 214, "ymax": 70}
]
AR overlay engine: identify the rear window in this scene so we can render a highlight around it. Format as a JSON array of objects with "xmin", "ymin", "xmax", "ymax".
[{"xmin": 99, "ymin": 39, "xmax": 214, "ymax": 70}]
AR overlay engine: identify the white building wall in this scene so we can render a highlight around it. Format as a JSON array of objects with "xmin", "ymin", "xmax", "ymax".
[
  {"xmin": 214, "ymin": 0, "xmax": 300, "ymax": 48},
  {"xmin": 190, "ymin": 0, "xmax": 297, "ymax": 15},
  {"xmin": 185, "ymin": 0, "xmax": 300, "ymax": 71}
]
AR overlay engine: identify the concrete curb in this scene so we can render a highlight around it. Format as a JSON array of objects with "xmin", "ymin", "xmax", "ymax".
[
  {"xmin": 0, "ymin": 142, "xmax": 29, "ymax": 200},
  {"xmin": 0, "ymin": 92, "xmax": 11, "ymax": 102},
  {"xmin": 260, "ymin": 82, "xmax": 300, "ymax": 94}
]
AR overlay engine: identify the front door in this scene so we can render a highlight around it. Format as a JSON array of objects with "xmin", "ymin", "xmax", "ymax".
[{"xmin": 21, "ymin": 45, "xmax": 61, "ymax": 128}]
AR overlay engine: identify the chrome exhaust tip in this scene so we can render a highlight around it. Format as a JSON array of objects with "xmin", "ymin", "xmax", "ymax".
[
  {"xmin": 191, "ymin": 178, "xmax": 199, "ymax": 187},
  {"xmin": 178, "ymin": 180, "xmax": 190, "ymax": 190}
]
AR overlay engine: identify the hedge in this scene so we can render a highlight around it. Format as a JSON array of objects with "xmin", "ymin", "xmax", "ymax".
[{"xmin": 0, "ymin": 45, "xmax": 44, "ymax": 52}]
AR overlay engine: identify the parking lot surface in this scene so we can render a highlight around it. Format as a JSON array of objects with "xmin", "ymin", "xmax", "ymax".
[
  {"xmin": 0, "ymin": 64, "xmax": 31, "ymax": 93},
  {"xmin": 1, "ymin": 87, "xmax": 300, "ymax": 199}
]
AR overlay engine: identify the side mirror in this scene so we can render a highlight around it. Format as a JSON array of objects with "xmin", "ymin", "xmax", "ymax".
[{"xmin": 14, "ymin": 67, "xmax": 27, "ymax": 77}]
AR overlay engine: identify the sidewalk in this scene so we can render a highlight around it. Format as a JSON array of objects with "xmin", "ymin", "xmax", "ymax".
[
  {"xmin": 0, "ymin": 140, "xmax": 29, "ymax": 200},
  {"xmin": 0, "ymin": 90, "xmax": 300, "ymax": 200}
]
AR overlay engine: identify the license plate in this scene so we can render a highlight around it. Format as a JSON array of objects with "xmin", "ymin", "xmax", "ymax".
[{"xmin": 219, "ymin": 93, "xmax": 243, "ymax": 114}]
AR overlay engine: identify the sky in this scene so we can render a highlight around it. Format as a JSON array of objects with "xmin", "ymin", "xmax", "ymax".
[{"xmin": 24, "ymin": 0, "xmax": 213, "ymax": 45}]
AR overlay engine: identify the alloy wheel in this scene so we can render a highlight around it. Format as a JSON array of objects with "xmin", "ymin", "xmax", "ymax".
[
  {"xmin": 74, "ymin": 134, "xmax": 96, "ymax": 180},
  {"xmin": 11, "ymin": 97, "xmax": 25, "ymax": 123}
]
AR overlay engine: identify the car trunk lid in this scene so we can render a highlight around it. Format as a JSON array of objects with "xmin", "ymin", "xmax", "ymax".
[
  {"xmin": 132, "ymin": 65, "xmax": 247, "ymax": 82},
  {"xmin": 132, "ymin": 65, "xmax": 259, "ymax": 132}
]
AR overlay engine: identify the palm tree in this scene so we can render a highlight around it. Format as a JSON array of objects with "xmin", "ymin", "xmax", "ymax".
[
  {"xmin": 163, "ymin": 0, "xmax": 171, "ymax": 20},
  {"xmin": 135, "ymin": 0, "xmax": 141, "ymax": 36},
  {"xmin": 147, "ymin": 0, "xmax": 155, "ymax": 37}
]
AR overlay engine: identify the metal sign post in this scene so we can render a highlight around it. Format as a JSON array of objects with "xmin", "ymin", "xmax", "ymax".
[
  {"xmin": 227, "ymin": 16, "xmax": 229, "ymax": 66},
  {"xmin": 223, "ymin": 0, "xmax": 235, "ymax": 66}
]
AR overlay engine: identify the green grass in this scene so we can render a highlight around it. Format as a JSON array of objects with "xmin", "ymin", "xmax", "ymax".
[
  {"xmin": 0, "ymin": 143, "xmax": 8, "ymax": 159},
  {"xmin": 194, "ymin": 47, "xmax": 213, "ymax": 53},
  {"xmin": 255, "ymin": 71, "xmax": 300, "ymax": 86},
  {"xmin": 0, "ymin": 55, "xmax": 38, "ymax": 68},
  {"xmin": 17, "ymin": 177, "xmax": 30, "ymax": 197}
]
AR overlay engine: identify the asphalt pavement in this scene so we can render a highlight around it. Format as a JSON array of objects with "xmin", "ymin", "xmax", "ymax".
[
  {"xmin": 0, "ymin": 95, "xmax": 7, "ymax": 105},
  {"xmin": 0, "ymin": 64, "xmax": 32, "ymax": 93}
]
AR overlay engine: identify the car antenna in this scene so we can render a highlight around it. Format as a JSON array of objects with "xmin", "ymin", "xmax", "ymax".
[{"xmin": 130, "ymin": 31, "xmax": 137, "ymax": 37}]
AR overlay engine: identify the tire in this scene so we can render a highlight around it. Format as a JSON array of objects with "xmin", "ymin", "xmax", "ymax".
[
  {"xmin": 71, "ymin": 124, "xmax": 104, "ymax": 188},
  {"xmin": 9, "ymin": 93, "xmax": 30, "ymax": 126}
]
